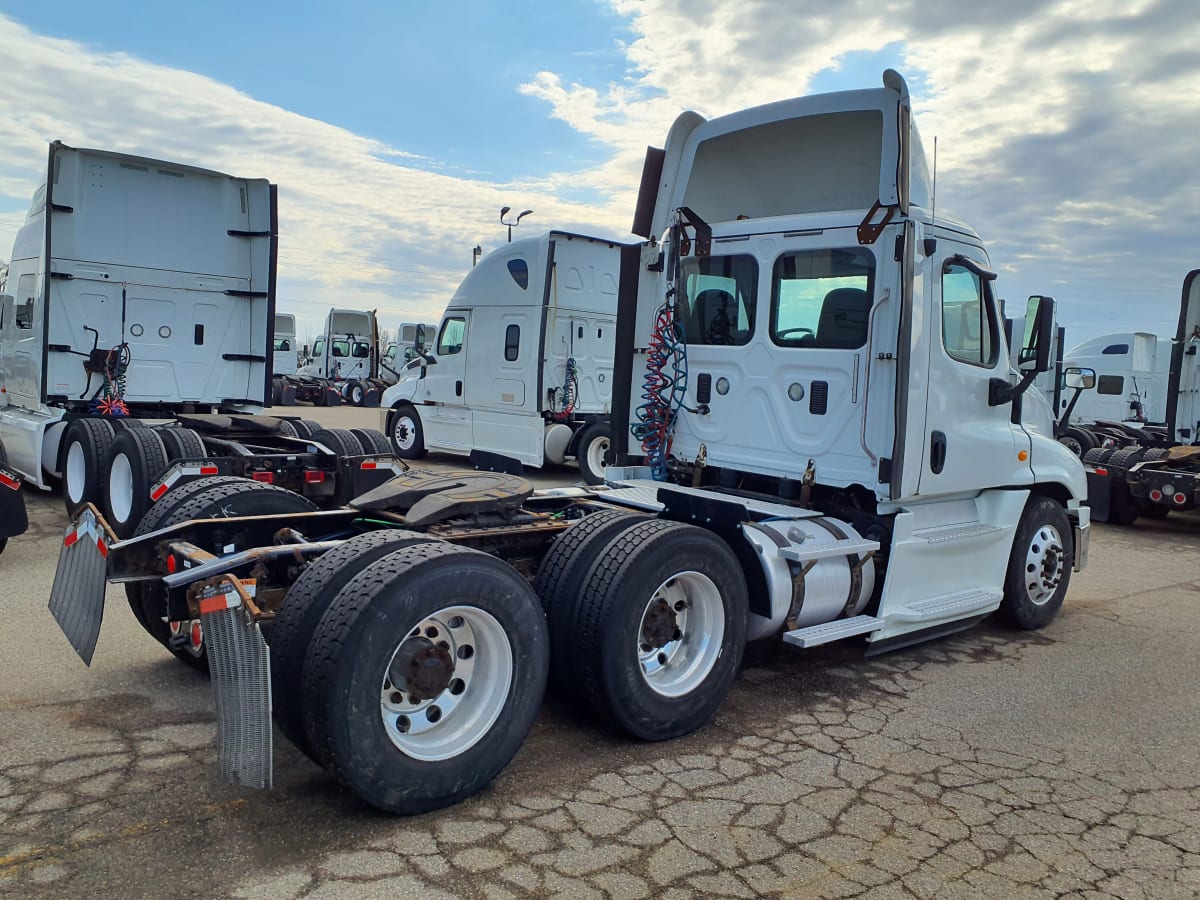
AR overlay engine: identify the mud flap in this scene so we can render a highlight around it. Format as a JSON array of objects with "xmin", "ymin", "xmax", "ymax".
[
  {"xmin": 1085, "ymin": 468, "xmax": 1111, "ymax": 523},
  {"xmin": 199, "ymin": 579, "xmax": 273, "ymax": 789},
  {"xmin": 0, "ymin": 466, "xmax": 27, "ymax": 540},
  {"xmin": 48, "ymin": 509, "xmax": 110, "ymax": 665}
]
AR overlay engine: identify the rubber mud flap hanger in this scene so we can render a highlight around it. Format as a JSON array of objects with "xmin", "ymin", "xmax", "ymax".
[{"xmin": 857, "ymin": 200, "xmax": 896, "ymax": 245}]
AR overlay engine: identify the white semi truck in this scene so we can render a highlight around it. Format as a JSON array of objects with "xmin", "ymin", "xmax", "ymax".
[
  {"xmin": 1082, "ymin": 271, "xmax": 1200, "ymax": 523},
  {"xmin": 269, "ymin": 312, "xmax": 298, "ymax": 388},
  {"xmin": 382, "ymin": 231, "xmax": 619, "ymax": 483},
  {"xmin": 47, "ymin": 72, "xmax": 1088, "ymax": 816},
  {"xmin": 0, "ymin": 144, "xmax": 398, "ymax": 540}
]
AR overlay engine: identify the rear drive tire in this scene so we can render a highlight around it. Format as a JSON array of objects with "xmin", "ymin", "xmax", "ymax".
[
  {"xmin": 156, "ymin": 426, "xmax": 206, "ymax": 462},
  {"xmin": 533, "ymin": 508, "xmax": 648, "ymax": 692},
  {"xmin": 389, "ymin": 405, "xmax": 427, "ymax": 460},
  {"xmin": 566, "ymin": 519, "xmax": 748, "ymax": 741},
  {"xmin": 293, "ymin": 419, "xmax": 321, "ymax": 440},
  {"xmin": 349, "ymin": 380, "xmax": 366, "ymax": 407},
  {"xmin": 128, "ymin": 479, "xmax": 319, "ymax": 671},
  {"xmin": 350, "ymin": 428, "xmax": 393, "ymax": 456},
  {"xmin": 300, "ymin": 542, "xmax": 549, "ymax": 815},
  {"xmin": 271, "ymin": 378, "xmax": 284, "ymax": 407},
  {"xmin": 61, "ymin": 418, "xmax": 116, "ymax": 516},
  {"xmin": 104, "ymin": 428, "xmax": 169, "ymax": 539},
  {"xmin": 999, "ymin": 496, "xmax": 1073, "ymax": 630},
  {"xmin": 311, "ymin": 428, "xmax": 362, "ymax": 458},
  {"xmin": 270, "ymin": 529, "xmax": 431, "ymax": 758},
  {"xmin": 575, "ymin": 422, "xmax": 611, "ymax": 485}
]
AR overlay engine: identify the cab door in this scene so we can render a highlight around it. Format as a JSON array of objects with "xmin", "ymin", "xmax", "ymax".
[
  {"xmin": 418, "ymin": 313, "xmax": 473, "ymax": 451},
  {"xmin": 916, "ymin": 244, "xmax": 1026, "ymax": 496}
]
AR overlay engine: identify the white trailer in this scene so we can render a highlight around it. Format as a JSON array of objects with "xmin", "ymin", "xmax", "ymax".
[
  {"xmin": 0, "ymin": 144, "xmax": 398, "ymax": 541},
  {"xmin": 47, "ymin": 72, "xmax": 1088, "ymax": 816},
  {"xmin": 382, "ymin": 231, "xmax": 619, "ymax": 482}
]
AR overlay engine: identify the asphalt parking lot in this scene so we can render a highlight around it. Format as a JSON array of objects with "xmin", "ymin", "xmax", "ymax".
[{"xmin": 1, "ymin": 407, "xmax": 1198, "ymax": 898}]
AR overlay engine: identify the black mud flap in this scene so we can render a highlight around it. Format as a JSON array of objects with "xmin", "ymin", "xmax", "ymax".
[
  {"xmin": 1085, "ymin": 469, "xmax": 1111, "ymax": 523},
  {"xmin": 48, "ymin": 508, "xmax": 111, "ymax": 665},
  {"xmin": 470, "ymin": 449, "xmax": 524, "ymax": 477},
  {"xmin": 199, "ymin": 578, "xmax": 273, "ymax": 790},
  {"xmin": 0, "ymin": 466, "xmax": 27, "ymax": 539}
]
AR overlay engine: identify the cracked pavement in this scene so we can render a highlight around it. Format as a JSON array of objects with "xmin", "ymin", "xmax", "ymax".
[{"xmin": 2, "ymin": 434, "xmax": 1198, "ymax": 897}]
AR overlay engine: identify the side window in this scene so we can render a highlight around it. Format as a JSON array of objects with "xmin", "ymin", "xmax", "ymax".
[
  {"xmin": 351, "ymin": 341, "xmax": 370, "ymax": 358},
  {"xmin": 1101, "ymin": 343, "xmax": 1129, "ymax": 355},
  {"xmin": 680, "ymin": 254, "xmax": 757, "ymax": 346},
  {"xmin": 15, "ymin": 274, "xmax": 36, "ymax": 330},
  {"xmin": 770, "ymin": 248, "xmax": 873, "ymax": 349},
  {"xmin": 504, "ymin": 324, "xmax": 520, "ymax": 362},
  {"xmin": 384, "ymin": 345, "xmax": 396, "ymax": 362},
  {"xmin": 311, "ymin": 338, "xmax": 325, "ymax": 358},
  {"xmin": 331, "ymin": 340, "xmax": 349, "ymax": 358},
  {"xmin": 438, "ymin": 317, "xmax": 466, "ymax": 355},
  {"xmin": 941, "ymin": 263, "xmax": 996, "ymax": 367},
  {"xmin": 507, "ymin": 259, "xmax": 529, "ymax": 290},
  {"xmin": 1097, "ymin": 375, "xmax": 1125, "ymax": 395}
]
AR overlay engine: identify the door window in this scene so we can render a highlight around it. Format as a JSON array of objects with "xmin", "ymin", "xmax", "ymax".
[
  {"xmin": 770, "ymin": 248, "xmax": 873, "ymax": 349},
  {"xmin": 312, "ymin": 338, "xmax": 325, "ymax": 358},
  {"xmin": 680, "ymin": 255, "xmax": 757, "ymax": 346},
  {"xmin": 941, "ymin": 262, "xmax": 997, "ymax": 367},
  {"xmin": 438, "ymin": 318, "xmax": 466, "ymax": 355},
  {"xmin": 331, "ymin": 340, "xmax": 349, "ymax": 358},
  {"xmin": 351, "ymin": 341, "xmax": 370, "ymax": 358}
]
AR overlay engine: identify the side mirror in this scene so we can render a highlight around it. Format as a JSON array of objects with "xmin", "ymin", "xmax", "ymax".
[
  {"xmin": 1018, "ymin": 295, "xmax": 1055, "ymax": 373},
  {"xmin": 415, "ymin": 324, "xmax": 426, "ymax": 349},
  {"xmin": 301, "ymin": 344, "xmax": 309, "ymax": 359},
  {"xmin": 1063, "ymin": 366, "xmax": 1095, "ymax": 390}
]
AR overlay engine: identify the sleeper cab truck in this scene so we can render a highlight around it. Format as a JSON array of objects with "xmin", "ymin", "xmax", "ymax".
[
  {"xmin": 0, "ymin": 144, "xmax": 396, "ymax": 538},
  {"xmin": 269, "ymin": 312, "xmax": 298, "ymax": 403},
  {"xmin": 382, "ymin": 231, "xmax": 619, "ymax": 484},
  {"xmin": 282, "ymin": 307, "xmax": 376, "ymax": 407},
  {"xmin": 1083, "ymin": 270, "xmax": 1200, "ymax": 523}
]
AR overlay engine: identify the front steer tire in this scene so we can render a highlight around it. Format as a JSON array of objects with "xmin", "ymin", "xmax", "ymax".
[
  {"xmin": 565, "ymin": 519, "xmax": 748, "ymax": 742},
  {"xmin": 300, "ymin": 542, "xmax": 549, "ymax": 815},
  {"xmin": 999, "ymin": 495, "xmax": 1073, "ymax": 630}
]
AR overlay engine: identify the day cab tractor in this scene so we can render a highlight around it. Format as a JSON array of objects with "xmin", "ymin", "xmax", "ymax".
[{"xmin": 46, "ymin": 71, "xmax": 1088, "ymax": 816}]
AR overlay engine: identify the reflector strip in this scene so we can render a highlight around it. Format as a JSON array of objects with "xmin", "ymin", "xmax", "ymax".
[
  {"xmin": 0, "ymin": 472, "xmax": 19, "ymax": 491},
  {"xmin": 200, "ymin": 465, "xmax": 219, "ymax": 475},
  {"xmin": 199, "ymin": 593, "xmax": 240, "ymax": 615},
  {"xmin": 150, "ymin": 483, "xmax": 169, "ymax": 501},
  {"xmin": 63, "ymin": 530, "xmax": 79, "ymax": 548},
  {"xmin": 96, "ymin": 538, "xmax": 108, "ymax": 558},
  {"xmin": 360, "ymin": 461, "xmax": 377, "ymax": 470}
]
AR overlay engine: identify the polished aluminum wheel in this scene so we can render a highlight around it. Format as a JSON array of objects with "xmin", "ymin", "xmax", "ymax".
[{"xmin": 1024, "ymin": 524, "xmax": 1065, "ymax": 606}]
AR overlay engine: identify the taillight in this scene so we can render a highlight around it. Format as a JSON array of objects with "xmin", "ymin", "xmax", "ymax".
[
  {"xmin": 304, "ymin": 470, "xmax": 326, "ymax": 484},
  {"xmin": 251, "ymin": 471, "xmax": 275, "ymax": 484}
]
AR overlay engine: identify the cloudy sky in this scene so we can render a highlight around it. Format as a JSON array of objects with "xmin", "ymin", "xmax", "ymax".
[{"xmin": 0, "ymin": 0, "xmax": 1195, "ymax": 349}]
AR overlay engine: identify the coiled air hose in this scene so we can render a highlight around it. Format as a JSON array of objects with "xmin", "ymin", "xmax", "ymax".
[{"xmin": 632, "ymin": 302, "xmax": 688, "ymax": 480}]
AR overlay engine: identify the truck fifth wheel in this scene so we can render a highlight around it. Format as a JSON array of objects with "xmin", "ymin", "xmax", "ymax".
[{"xmin": 45, "ymin": 70, "xmax": 1089, "ymax": 815}]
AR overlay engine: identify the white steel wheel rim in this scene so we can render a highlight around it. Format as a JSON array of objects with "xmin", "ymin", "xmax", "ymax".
[
  {"xmin": 66, "ymin": 440, "xmax": 88, "ymax": 503},
  {"xmin": 380, "ymin": 605, "xmax": 513, "ymax": 761},
  {"xmin": 1024, "ymin": 524, "xmax": 1065, "ymax": 606},
  {"xmin": 637, "ymin": 571, "xmax": 725, "ymax": 698},
  {"xmin": 393, "ymin": 414, "xmax": 418, "ymax": 451},
  {"xmin": 351, "ymin": 384, "xmax": 364, "ymax": 404},
  {"xmin": 586, "ymin": 434, "xmax": 610, "ymax": 474},
  {"xmin": 109, "ymin": 453, "xmax": 135, "ymax": 523}
]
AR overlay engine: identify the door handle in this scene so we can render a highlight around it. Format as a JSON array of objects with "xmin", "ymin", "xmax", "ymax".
[
  {"xmin": 930, "ymin": 431, "xmax": 947, "ymax": 474},
  {"xmin": 455, "ymin": 380, "xmax": 463, "ymax": 397}
]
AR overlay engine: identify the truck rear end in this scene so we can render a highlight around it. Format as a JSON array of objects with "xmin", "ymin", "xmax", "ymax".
[{"xmin": 23, "ymin": 143, "xmax": 275, "ymax": 413}]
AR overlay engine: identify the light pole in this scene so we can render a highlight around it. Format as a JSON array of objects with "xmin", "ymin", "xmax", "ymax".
[
  {"xmin": 472, "ymin": 245, "xmax": 482, "ymax": 267},
  {"xmin": 500, "ymin": 206, "xmax": 533, "ymax": 242}
]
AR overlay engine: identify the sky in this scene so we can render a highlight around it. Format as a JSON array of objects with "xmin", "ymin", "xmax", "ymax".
[{"xmin": 0, "ymin": 0, "xmax": 1196, "ymax": 349}]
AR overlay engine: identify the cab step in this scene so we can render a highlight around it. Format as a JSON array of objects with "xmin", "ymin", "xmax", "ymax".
[
  {"xmin": 778, "ymin": 537, "xmax": 879, "ymax": 563},
  {"xmin": 891, "ymin": 588, "xmax": 1001, "ymax": 622},
  {"xmin": 914, "ymin": 522, "xmax": 1003, "ymax": 544},
  {"xmin": 782, "ymin": 614, "xmax": 881, "ymax": 648}
]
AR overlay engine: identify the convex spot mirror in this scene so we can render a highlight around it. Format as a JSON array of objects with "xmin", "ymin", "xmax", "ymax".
[
  {"xmin": 1064, "ymin": 366, "xmax": 1096, "ymax": 390},
  {"xmin": 1019, "ymin": 295, "xmax": 1056, "ymax": 374}
]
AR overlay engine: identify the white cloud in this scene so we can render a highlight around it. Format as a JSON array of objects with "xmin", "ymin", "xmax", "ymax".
[{"xmin": 518, "ymin": 0, "xmax": 1200, "ymax": 345}]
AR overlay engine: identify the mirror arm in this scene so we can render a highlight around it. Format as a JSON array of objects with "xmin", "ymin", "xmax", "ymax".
[
  {"xmin": 1056, "ymin": 386, "xmax": 1086, "ymax": 432},
  {"xmin": 988, "ymin": 370, "xmax": 1038, "ymax": 407}
]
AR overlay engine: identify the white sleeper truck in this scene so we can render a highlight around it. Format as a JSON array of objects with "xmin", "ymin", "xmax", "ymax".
[
  {"xmin": 1082, "ymin": 270, "xmax": 1200, "ymax": 523},
  {"xmin": 0, "ymin": 143, "xmax": 399, "ymax": 540},
  {"xmin": 46, "ymin": 72, "xmax": 1088, "ymax": 817},
  {"xmin": 270, "ymin": 312, "xmax": 298, "ymax": 394},
  {"xmin": 383, "ymin": 231, "xmax": 619, "ymax": 483}
]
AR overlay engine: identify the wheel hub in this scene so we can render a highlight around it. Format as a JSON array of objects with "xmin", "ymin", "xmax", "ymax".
[
  {"xmin": 1024, "ymin": 525, "xmax": 1064, "ymax": 606},
  {"xmin": 389, "ymin": 637, "xmax": 454, "ymax": 702},
  {"xmin": 640, "ymin": 597, "xmax": 680, "ymax": 651}
]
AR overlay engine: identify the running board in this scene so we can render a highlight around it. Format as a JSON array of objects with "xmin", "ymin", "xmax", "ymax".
[
  {"xmin": 914, "ymin": 522, "xmax": 1003, "ymax": 544},
  {"xmin": 889, "ymin": 588, "xmax": 1002, "ymax": 622},
  {"xmin": 778, "ymin": 537, "xmax": 879, "ymax": 563},
  {"xmin": 782, "ymin": 615, "xmax": 881, "ymax": 648}
]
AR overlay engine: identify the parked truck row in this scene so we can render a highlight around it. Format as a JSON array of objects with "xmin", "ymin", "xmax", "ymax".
[{"xmin": 46, "ymin": 71, "xmax": 1091, "ymax": 817}]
